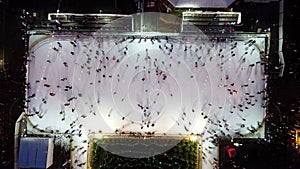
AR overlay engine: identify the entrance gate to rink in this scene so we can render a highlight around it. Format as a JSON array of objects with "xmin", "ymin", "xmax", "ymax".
[{"xmin": 19, "ymin": 12, "xmax": 269, "ymax": 169}]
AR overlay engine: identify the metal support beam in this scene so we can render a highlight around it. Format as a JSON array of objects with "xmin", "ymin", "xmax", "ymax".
[{"xmin": 278, "ymin": 0, "xmax": 285, "ymax": 76}]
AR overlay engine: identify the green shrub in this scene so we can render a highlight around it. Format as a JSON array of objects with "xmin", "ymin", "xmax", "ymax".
[{"xmin": 89, "ymin": 137, "xmax": 199, "ymax": 169}]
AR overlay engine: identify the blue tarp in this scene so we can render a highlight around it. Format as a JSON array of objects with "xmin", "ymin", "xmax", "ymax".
[{"xmin": 18, "ymin": 138, "xmax": 49, "ymax": 168}]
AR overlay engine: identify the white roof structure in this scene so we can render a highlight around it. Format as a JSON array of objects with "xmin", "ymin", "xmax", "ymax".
[{"xmin": 168, "ymin": 0, "xmax": 236, "ymax": 8}]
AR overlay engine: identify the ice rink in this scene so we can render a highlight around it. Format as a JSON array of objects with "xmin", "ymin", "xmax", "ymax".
[{"xmin": 26, "ymin": 29, "xmax": 267, "ymax": 168}]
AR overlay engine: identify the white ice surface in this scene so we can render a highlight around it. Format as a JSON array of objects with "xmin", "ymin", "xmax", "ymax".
[{"xmin": 26, "ymin": 33, "xmax": 267, "ymax": 168}]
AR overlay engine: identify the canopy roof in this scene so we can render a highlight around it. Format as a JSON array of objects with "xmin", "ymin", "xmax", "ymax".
[{"xmin": 168, "ymin": 0, "xmax": 236, "ymax": 8}]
